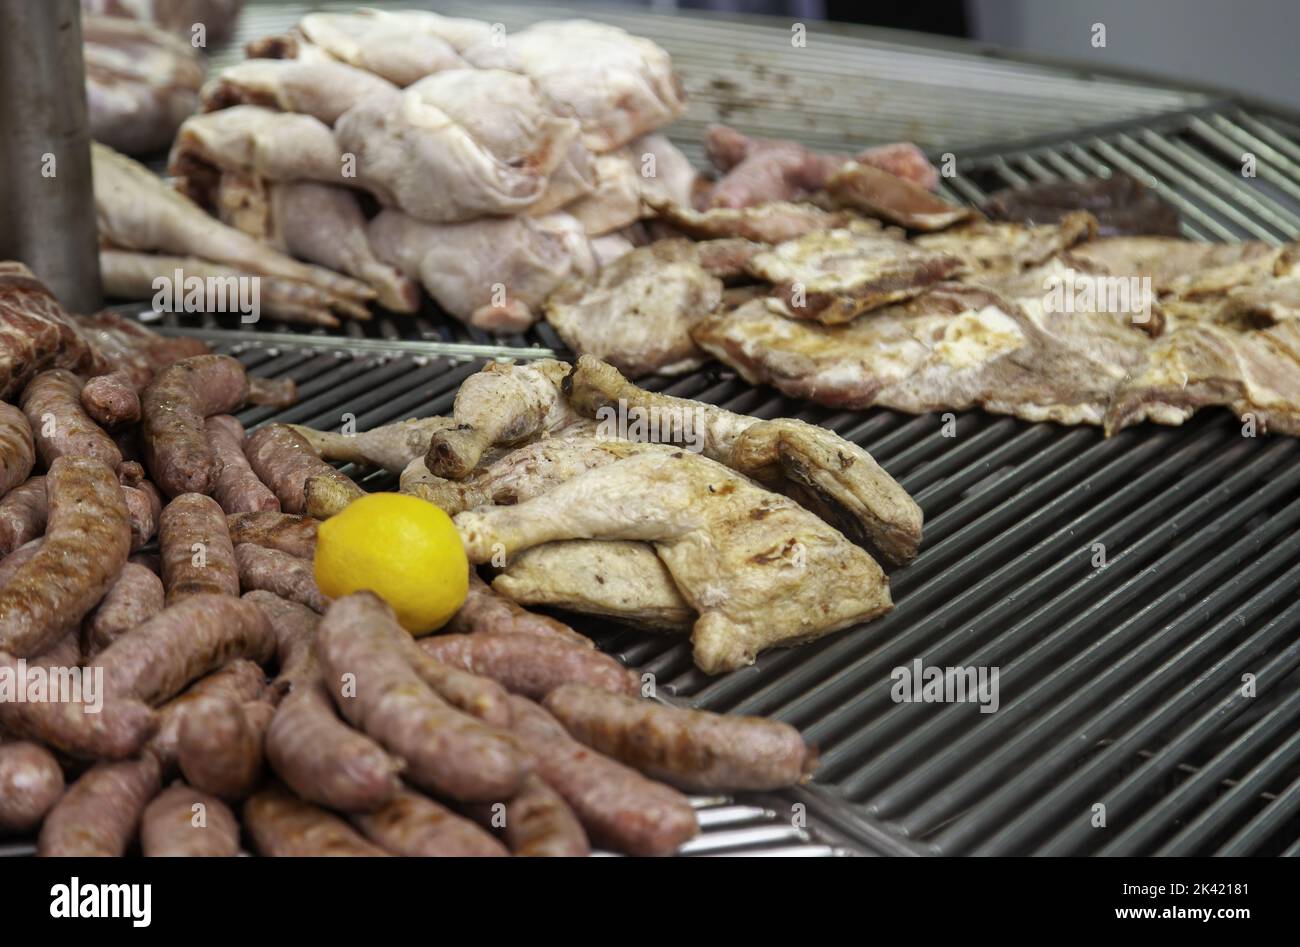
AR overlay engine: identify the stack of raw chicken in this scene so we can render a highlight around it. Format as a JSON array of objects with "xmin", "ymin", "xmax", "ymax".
[{"xmin": 97, "ymin": 8, "xmax": 700, "ymax": 330}]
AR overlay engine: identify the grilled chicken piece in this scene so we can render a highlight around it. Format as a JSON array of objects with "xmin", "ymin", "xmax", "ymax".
[
  {"xmin": 565, "ymin": 355, "xmax": 923, "ymax": 565},
  {"xmin": 83, "ymin": 15, "xmax": 206, "ymax": 156},
  {"xmin": 368, "ymin": 209, "xmax": 594, "ymax": 330},
  {"xmin": 425, "ymin": 361, "xmax": 577, "ymax": 480},
  {"xmin": 455, "ymin": 450, "xmax": 893, "ymax": 674},
  {"xmin": 335, "ymin": 69, "xmax": 580, "ymax": 224},
  {"xmin": 1064, "ymin": 236, "xmax": 1278, "ymax": 293},
  {"xmin": 493, "ymin": 540, "xmax": 694, "ymax": 632},
  {"xmin": 915, "ymin": 212, "xmax": 1098, "ymax": 279},
  {"xmin": 557, "ymin": 134, "xmax": 698, "ymax": 235},
  {"xmin": 745, "ymin": 227, "xmax": 963, "ymax": 324},
  {"xmin": 464, "ymin": 20, "xmax": 685, "ymax": 154},
  {"xmin": 695, "ymin": 239, "xmax": 765, "ymax": 282},
  {"xmin": 648, "ymin": 200, "xmax": 865, "ymax": 245},
  {"xmin": 100, "ymin": 250, "xmax": 356, "ymax": 328},
  {"xmin": 288, "ymin": 418, "xmax": 456, "ymax": 475},
  {"xmin": 92, "ymin": 143, "xmax": 375, "ymax": 311},
  {"xmin": 703, "ymin": 125, "xmax": 939, "ymax": 209},
  {"xmin": 827, "ymin": 160, "xmax": 974, "ymax": 231},
  {"xmin": 545, "ymin": 240, "xmax": 723, "ymax": 378},
  {"xmin": 200, "ymin": 58, "xmax": 399, "ymax": 125}
]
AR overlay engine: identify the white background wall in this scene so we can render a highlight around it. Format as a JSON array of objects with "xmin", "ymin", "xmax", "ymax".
[{"xmin": 968, "ymin": 0, "xmax": 1300, "ymax": 109}]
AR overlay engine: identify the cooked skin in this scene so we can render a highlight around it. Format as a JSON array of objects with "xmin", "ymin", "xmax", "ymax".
[
  {"xmin": 227, "ymin": 510, "xmax": 318, "ymax": 559},
  {"xmin": 303, "ymin": 475, "xmax": 369, "ymax": 520},
  {"xmin": 142, "ymin": 354, "xmax": 250, "ymax": 498},
  {"xmin": 826, "ymin": 160, "xmax": 974, "ymax": 231},
  {"xmin": 695, "ymin": 237, "xmax": 766, "ymax": 282},
  {"xmin": 506, "ymin": 695, "xmax": 697, "ymax": 856},
  {"xmin": 95, "ymin": 594, "xmax": 276, "ymax": 706},
  {"xmin": 0, "ymin": 405, "xmax": 35, "ymax": 499},
  {"xmin": 200, "ymin": 57, "xmax": 399, "ymax": 125},
  {"xmin": 544, "ymin": 239, "xmax": 723, "ymax": 378},
  {"xmin": 20, "ymin": 370, "xmax": 122, "ymax": 470},
  {"xmin": 418, "ymin": 633, "xmax": 639, "ymax": 700},
  {"xmin": 492, "ymin": 773, "xmax": 590, "ymax": 857},
  {"xmin": 745, "ymin": 227, "xmax": 963, "ymax": 324},
  {"xmin": 83, "ymin": 562, "xmax": 166, "ymax": 657},
  {"xmin": 0, "ymin": 741, "xmax": 65, "ymax": 831},
  {"xmin": 234, "ymin": 542, "xmax": 328, "ymax": 612},
  {"xmin": 292, "ymin": 9, "xmax": 486, "ymax": 85},
  {"xmin": 38, "ymin": 755, "xmax": 162, "ymax": 856},
  {"xmin": 245, "ymin": 424, "xmax": 361, "ymax": 515},
  {"xmin": 455, "ymin": 450, "xmax": 894, "ymax": 674},
  {"xmin": 492, "ymin": 541, "xmax": 694, "ymax": 632},
  {"xmin": 0, "ymin": 457, "xmax": 132, "ymax": 657},
  {"xmin": 245, "ymin": 785, "xmax": 390, "ymax": 856},
  {"xmin": 648, "ymin": 199, "xmax": 862, "ymax": 245},
  {"xmin": 206, "ymin": 415, "xmax": 280, "ymax": 514},
  {"xmin": 426, "ymin": 359, "xmax": 573, "ymax": 479},
  {"xmin": 177, "ymin": 695, "xmax": 273, "ymax": 800},
  {"xmin": 81, "ymin": 371, "xmax": 141, "ymax": 429},
  {"xmin": 351, "ymin": 790, "xmax": 509, "ymax": 857},
  {"xmin": 544, "ymin": 685, "xmax": 816, "ymax": 792},
  {"xmin": 140, "ymin": 783, "xmax": 241, "ymax": 857},
  {"xmin": 316, "ymin": 592, "xmax": 531, "ymax": 802},
  {"xmin": 565, "ymin": 355, "xmax": 924, "ymax": 565},
  {"xmin": 247, "ymin": 376, "xmax": 298, "ymax": 408},
  {"xmin": 915, "ymin": 212, "xmax": 1098, "ymax": 278},
  {"xmin": 289, "ymin": 417, "xmax": 454, "ymax": 474},
  {"xmin": 445, "ymin": 572, "xmax": 596, "ymax": 649},
  {"xmin": 170, "ymin": 105, "xmax": 347, "ymax": 190},
  {"xmin": 0, "ymin": 475, "xmax": 46, "ymax": 557},
  {"xmin": 159, "ymin": 493, "xmax": 241, "ymax": 603}
]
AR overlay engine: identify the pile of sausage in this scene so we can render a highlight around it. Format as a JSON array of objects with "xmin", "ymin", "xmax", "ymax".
[{"xmin": 0, "ymin": 271, "xmax": 817, "ymax": 856}]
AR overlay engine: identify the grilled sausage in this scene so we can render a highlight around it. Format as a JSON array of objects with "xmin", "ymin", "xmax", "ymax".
[
  {"xmin": 0, "ymin": 263, "xmax": 101, "ymax": 400},
  {"xmin": 205, "ymin": 415, "xmax": 280, "ymax": 514},
  {"xmin": 241, "ymin": 590, "xmax": 318, "ymax": 692},
  {"xmin": 121, "ymin": 478, "xmax": 162, "ymax": 551},
  {"xmin": 0, "ymin": 475, "xmax": 47, "ymax": 557},
  {"xmin": 265, "ymin": 678, "xmax": 404, "ymax": 813},
  {"xmin": 0, "ymin": 403, "xmax": 35, "ymax": 500},
  {"xmin": 316, "ymin": 592, "xmax": 530, "ymax": 802},
  {"xmin": 20, "ymin": 369, "xmax": 122, "ymax": 470},
  {"xmin": 247, "ymin": 376, "xmax": 298, "ymax": 408},
  {"xmin": 496, "ymin": 773, "xmax": 590, "ymax": 857},
  {"xmin": 159, "ymin": 493, "xmax": 240, "ymax": 603},
  {"xmin": 227, "ymin": 511, "xmax": 318, "ymax": 558},
  {"xmin": 177, "ymin": 695, "xmax": 274, "ymax": 800},
  {"xmin": 148, "ymin": 659, "xmax": 269, "ymax": 768},
  {"xmin": 81, "ymin": 371, "xmax": 141, "ymax": 429},
  {"xmin": 0, "ymin": 456, "xmax": 131, "ymax": 657},
  {"xmin": 83, "ymin": 561, "xmax": 166, "ymax": 657},
  {"xmin": 446, "ymin": 572, "xmax": 594, "ymax": 648},
  {"xmin": 234, "ymin": 543, "xmax": 328, "ymax": 612},
  {"xmin": 0, "ymin": 740, "xmax": 65, "ymax": 831},
  {"xmin": 352, "ymin": 790, "xmax": 508, "ymax": 857},
  {"xmin": 244, "ymin": 785, "xmax": 390, "ymax": 856},
  {"xmin": 140, "ymin": 783, "xmax": 241, "ymax": 857},
  {"xmin": 95, "ymin": 594, "xmax": 276, "ymax": 706},
  {"xmin": 38, "ymin": 755, "xmax": 162, "ymax": 856},
  {"xmin": 142, "ymin": 354, "xmax": 249, "ymax": 497},
  {"xmin": 244, "ymin": 424, "xmax": 358, "ymax": 515},
  {"xmin": 544, "ymin": 685, "xmax": 817, "ymax": 792},
  {"xmin": 506, "ymin": 695, "xmax": 698, "ymax": 856},
  {"xmin": 418, "ymin": 633, "xmax": 639, "ymax": 701},
  {"xmin": 404, "ymin": 649, "xmax": 512, "ymax": 729}
]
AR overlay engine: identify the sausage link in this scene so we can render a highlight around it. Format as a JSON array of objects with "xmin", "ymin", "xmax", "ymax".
[
  {"xmin": 418, "ymin": 633, "xmax": 638, "ymax": 701},
  {"xmin": 20, "ymin": 369, "xmax": 121, "ymax": 469},
  {"xmin": 148, "ymin": 659, "xmax": 269, "ymax": 769},
  {"xmin": 497, "ymin": 774, "xmax": 590, "ymax": 857},
  {"xmin": 177, "ymin": 695, "xmax": 274, "ymax": 800},
  {"xmin": 241, "ymin": 590, "xmax": 318, "ymax": 692},
  {"xmin": 160, "ymin": 493, "xmax": 240, "ymax": 603},
  {"xmin": 95, "ymin": 594, "xmax": 276, "ymax": 706},
  {"xmin": 404, "ymin": 648, "xmax": 512, "ymax": 728},
  {"xmin": 352, "ymin": 790, "xmax": 507, "ymax": 857},
  {"xmin": 227, "ymin": 511, "xmax": 318, "ymax": 558},
  {"xmin": 205, "ymin": 415, "xmax": 280, "ymax": 514},
  {"xmin": 234, "ymin": 543, "xmax": 328, "ymax": 612},
  {"xmin": 247, "ymin": 376, "xmax": 298, "ymax": 408},
  {"xmin": 317, "ymin": 592, "xmax": 530, "ymax": 802},
  {"xmin": 543, "ymin": 684, "xmax": 816, "ymax": 792},
  {"xmin": 244, "ymin": 424, "xmax": 357, "ymax": 515},
  {"xmin": 506, "ymin": 695, "xmax": 697, "ymax": 856},
  {"xmin": 38, "ymin": 755, "xmax": 162, "ymax": 856},
  {"xmin": 0, "ymin": 475, "xmax": 47, "ymax": 557},
  {"xmin": 121, "ymin": 479, "xmax": 162, "ymax": 551},
  {"xmin": 244, "ymin": 784, "xmax": 390, "ymax": 856},
  {"xmin": 0, "ymin": 456, "xmax": 131, "ymax": 657},
  {"xmin": 142, "ymin": 354, "xmax": 249, "ymax": 497},
  {"xmin": 447, "ymin": 572, "xmax": 594, "ymax": 648},
  {"xmin": 0, "ymin": 403, "xmax": 35, "ymax": 499},
  {"xmin": 83, "ymin": 561, "xmax": 166, "ymax": 657},
  {"xmin": 0, "ymin": 740, "xmax": 65, "ymax": 831},
  {"xmin": 140, "ymin": 783, "xmax": 241, "ymax": 857},
  {"xmin": 81, "ymin": 371, "xmax": 141, "ymax": 429}
]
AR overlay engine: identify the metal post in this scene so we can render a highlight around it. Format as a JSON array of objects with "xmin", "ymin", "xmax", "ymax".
[{"xmin": 0, "ymin": 0, "xmax": 102, "ymax": 313}]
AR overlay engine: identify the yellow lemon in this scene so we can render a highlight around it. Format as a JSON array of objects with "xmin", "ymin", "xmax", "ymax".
[{"xmin": 314, "ymin": 493, "xmax": 468, "ymax": 635}]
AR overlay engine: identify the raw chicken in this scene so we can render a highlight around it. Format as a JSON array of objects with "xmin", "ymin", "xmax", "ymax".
[
  {"xmin": 292, "ymin": 9, "xmax": 488, "ymax": 85},
  {"xmin": 200, "ymin": 58, "xmax": 399, "ymax": 125}
]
